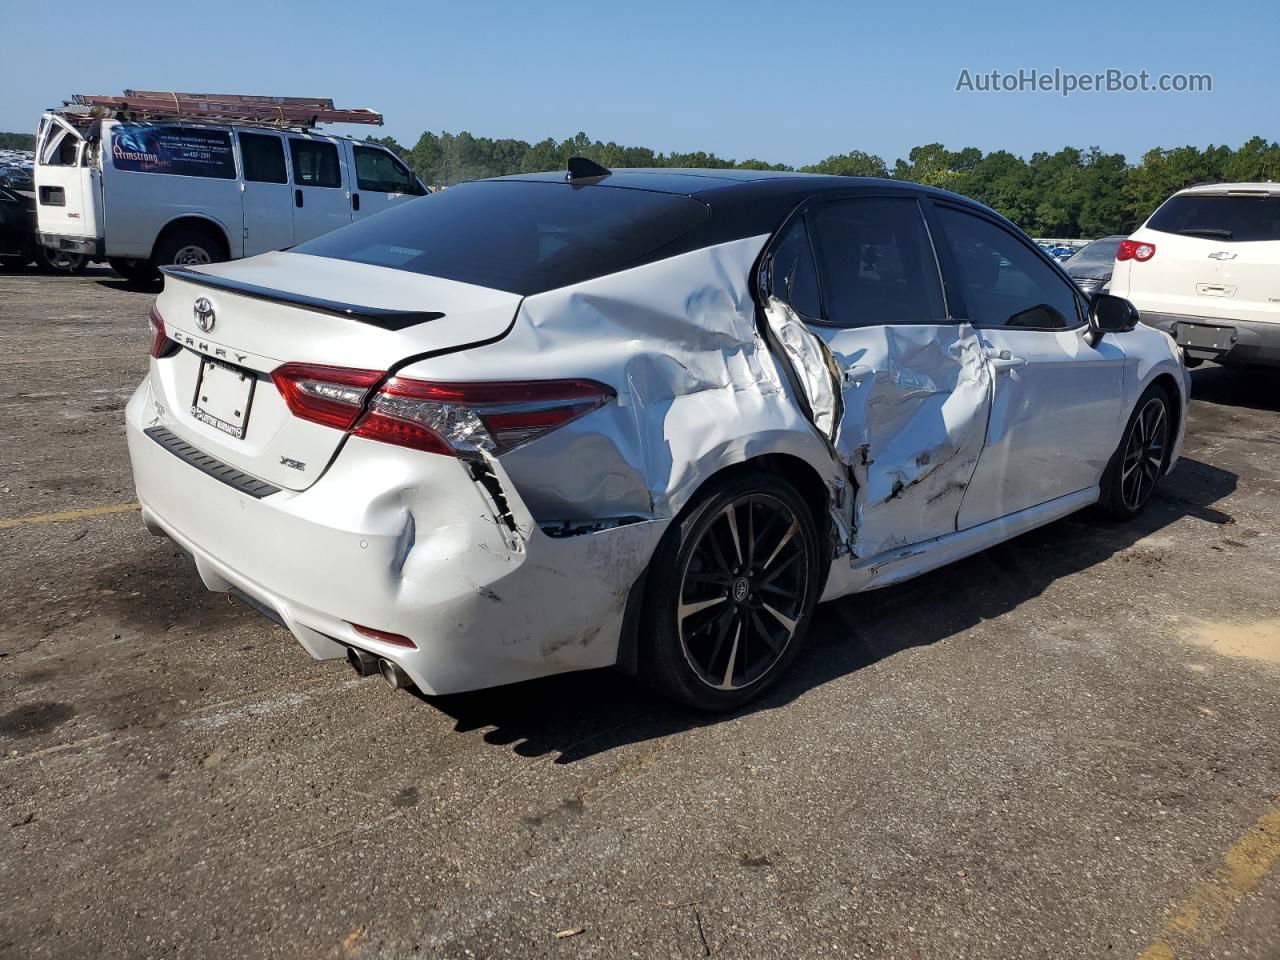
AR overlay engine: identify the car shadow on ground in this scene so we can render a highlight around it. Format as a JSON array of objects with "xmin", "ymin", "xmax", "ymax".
[
  {"xmin": 1188, "ymin": 363, "xmax": 1280, "ymax": 413},
  {"xmin": 94, "ymin": 277, "xmax": 158, "ymax": 293},
  {"xmin": 421, "ymin": 454, "xmax": 1237, "ymax": 763},
  {"xmin": 0, "ymin": 263, "xmax": 115, "ymax": 279}
]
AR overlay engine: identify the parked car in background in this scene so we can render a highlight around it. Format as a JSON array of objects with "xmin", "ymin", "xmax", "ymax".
[
  {"xmin": 1063, "ymin": 235, "xmax": 1127, "ymax": 297},
  {"xmin": 0, "ymin": 185, "xmax": 87, "ymax": 273},
  {"xmin": 1110, "ymin": 183, "xmax": 1280, "ymax": 368},
  {"xmin": 0, "ymin": 164, "xmax": 34, "ymax": 189},
  {"xmin": 1039, "ymin": 242, "xmax": 1076, "ymax": 262},
  {"xmin": 127, "ymin": 164, "xmax": 1186, "ymax": 711}
]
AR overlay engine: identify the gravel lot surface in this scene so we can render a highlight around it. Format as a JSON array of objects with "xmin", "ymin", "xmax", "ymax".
[{"xmin": 2, "ymin": 266, "xmax": 1278, "ymax": 959}]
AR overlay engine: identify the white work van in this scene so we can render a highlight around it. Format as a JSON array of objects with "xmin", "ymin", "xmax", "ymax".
[{"xmin": 34, "ymin": 112, "xmax": 426, "ymax": 281}]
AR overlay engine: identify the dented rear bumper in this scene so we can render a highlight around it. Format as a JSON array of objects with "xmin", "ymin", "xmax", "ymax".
[{"xmin": 125, "ymin": 378, "xmax": 667, "ymax": 695}]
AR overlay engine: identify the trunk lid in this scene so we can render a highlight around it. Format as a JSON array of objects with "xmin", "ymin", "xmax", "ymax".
[{"xmin": 149, "ymin": 251, "xmax": 521, "ymax": 491}]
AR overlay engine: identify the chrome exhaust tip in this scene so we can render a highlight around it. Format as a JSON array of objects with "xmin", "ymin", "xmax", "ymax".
[
  {"xmin": 378, "ymin": 658, "xmax": 412, "ymax": 690},
  {"xmin": 347, "ymin": 646, "xmax": 379, "ymax": 677}
]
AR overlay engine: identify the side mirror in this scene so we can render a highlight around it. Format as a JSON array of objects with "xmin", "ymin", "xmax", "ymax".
[{"xmin": 1086, "ymin": 294, "xmax": 1139, "ymax": 346}]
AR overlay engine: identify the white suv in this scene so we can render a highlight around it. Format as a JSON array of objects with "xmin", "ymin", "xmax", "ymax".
[{"xmin": 1109, "ymin": 182, "xmax": 1280, "ymax": 368}]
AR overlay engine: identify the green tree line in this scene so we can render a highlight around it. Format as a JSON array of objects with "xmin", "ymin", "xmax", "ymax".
[
  {"xmin": 0, "ymin": 132, "xmax": 36, "ymax": 151},
  {"xmin": 7, "ymin": 126, "xmax": 1277, "ymax": 236},
  {"xmin": 372, "ymin": 131, "xmax": 1280, "ymax": 237}
]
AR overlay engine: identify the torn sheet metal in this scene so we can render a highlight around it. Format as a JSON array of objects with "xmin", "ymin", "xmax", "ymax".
[
  {"xmin": 406, "ymin": 235, "xmax": 841, "ymax": 528},
  {"xmin": 760, "ymin": 297, "xmax": 993, "ymax": 565},
  {"xmin": 399, "ymin": 233, "xmax": 991, "ymax": 658}
]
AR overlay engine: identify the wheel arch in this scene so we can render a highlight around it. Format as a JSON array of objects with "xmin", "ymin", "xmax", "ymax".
[
  {"xmin": 150, "ymin": 215, "xmax": 233, "ymax": 263},
  {"xmin": 614, "ymin": 449, "xmax": 836, "ymax": 677},
  {"xmin": 1146, "ymin": 370, "xmax": 1184, "ymax": 475}
]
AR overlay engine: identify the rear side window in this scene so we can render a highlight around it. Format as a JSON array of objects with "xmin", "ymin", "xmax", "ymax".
[
  {"xmin": 936, "ymin": 206, "xmax": 1079, "ymax": 329},
  {"xmin": 289, "ymin": 139, "xmax": 341, "ymax": 188},
  {"xmin": 239, "ymin": 132, "xmax": 287, "ymax": 184},
  {"xmin": 768, "ymin": 216, "xmax": 822, "ymax": 319},
  {"xmin": 1147, "ymin": 193, "xmax": 1280, "ymax": 243},
  {"xmin": 353, "ymin": 146, "xmax": 418, "ymax": 194},
  {"xmin": 110, "ymin": 125, "xmax": 236, "ymax": 178},
  {"xmin": 807, "ymin": 197, "xmax": 946, "ymax": 326},
  {"xmin": 41, "ymin": 128, "xmax": 82, "ymax": 167},
  {"xmin": 293, "ymin": 180, "xmax": 710, "ymax": 295}
]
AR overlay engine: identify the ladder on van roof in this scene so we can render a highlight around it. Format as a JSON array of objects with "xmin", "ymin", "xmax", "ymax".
[{"xmin": 67, "ymin": 91, "xmax": 383, "ymax": 127}]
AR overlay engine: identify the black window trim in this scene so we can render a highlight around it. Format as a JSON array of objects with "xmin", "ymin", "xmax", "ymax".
[
  {"xmin": 236, "ymin": 130, "xmax": 290, "ymax": 185},
  {"xmin": 352, "ymin": 143, "xmax": 422, "ymax": 195},
  {"xmin": 760, "ymin": 188, "xmax": 952, "ymax": 330},
  {"xmin": 287, "ymin": 136, "xmax": 344, "ymax": 189},
  {"xmin": 925, "ymin": 198, "xmax": 1087, "ymax": 332}
]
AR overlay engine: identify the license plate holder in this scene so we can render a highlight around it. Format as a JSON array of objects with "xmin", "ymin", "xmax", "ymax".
[
  {"xmin": 191, "ymin": 358, "xmax": 256, "ymax": 439},
  {"xmin": 1176, "ymin": 322, "xmax": 1236, "ymax": 354}
]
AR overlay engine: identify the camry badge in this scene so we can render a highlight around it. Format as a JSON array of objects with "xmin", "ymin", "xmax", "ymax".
[
  {"xmin": 1208, "ymin": 251, "xmax": 1238, "ymax": 261},
  {"xmin": 193, "ymin": 297, "xmax": 216, "ymax": 332}
]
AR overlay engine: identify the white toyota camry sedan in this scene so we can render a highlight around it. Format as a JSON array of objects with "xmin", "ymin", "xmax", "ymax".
[{"xmin": 126, "ymin": 162, "xmax": 1188, "ymax": 711}]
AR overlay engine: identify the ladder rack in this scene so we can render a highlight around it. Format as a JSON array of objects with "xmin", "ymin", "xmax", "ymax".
[{"xmin": 67, "ymin": 91, "xmax": 383, "ymax": 127}]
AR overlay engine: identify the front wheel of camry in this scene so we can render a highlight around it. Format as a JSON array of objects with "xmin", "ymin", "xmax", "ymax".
[
  {"xmin": 1098, "ymin": 383, "xmax": 1174, "ymax": 520},
  {"xmin": 640, "ymin": 472, "xmax": 821, "ymax": 711}
]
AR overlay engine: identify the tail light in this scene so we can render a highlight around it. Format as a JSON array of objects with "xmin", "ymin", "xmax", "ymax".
[
  {"xmin": 148, "ymin": 306, "xmax": 178, "ymax": 358},
  {"xmin": 272, "ymin": 363, "xmax": 614, "ymax": 458},
  {"xmin": 271, "ymin": 363, "xmax": 383, "ymax": 430},
  {"xmin": 1117, "ymin": 239, "xmax": 1156, "ymax": 262},
  {"xmin": 354, "ymin": 377, "xmax": 614, "ymax": 456}
]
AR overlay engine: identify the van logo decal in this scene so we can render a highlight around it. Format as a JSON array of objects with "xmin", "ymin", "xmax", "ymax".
[
  {"xmin": 1207, "ymin": 251, "xmax": 1238, "ymax": 261},
  {"xmin": 193, "ymin": 297, "xmax": 216, "ymax": 332}
]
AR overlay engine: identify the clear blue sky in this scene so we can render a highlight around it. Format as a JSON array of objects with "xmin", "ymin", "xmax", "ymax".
[{"xmin": 2, "ymin": 0, "xmax": 1275, "ymax": 166}]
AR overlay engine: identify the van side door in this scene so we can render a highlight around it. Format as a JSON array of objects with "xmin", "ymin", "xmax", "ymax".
[
  {"xmin": 237, "ymin": 131, "xmax": 293, "ymax": 256},
  {"xmin": 344, "ymin": 142, "xmax": 425, "ymax": 222},
  {"xmin": 286, "ymin": 135, "xmax": 352, "ymax": 243}
]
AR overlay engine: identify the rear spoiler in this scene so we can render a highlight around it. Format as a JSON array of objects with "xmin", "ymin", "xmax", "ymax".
[{"xmin": 160, "ymin": 266, "xmax": 444, "ymax": 331}]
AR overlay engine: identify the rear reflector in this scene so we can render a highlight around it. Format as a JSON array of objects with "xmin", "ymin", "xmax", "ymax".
[
  {"xmin": 351, "ymin": 623, "xmax": 417, "ymax": 649},
  {"xmin": 1117, "ymin": 239, "xmax": 1156, "ymax": 262}
]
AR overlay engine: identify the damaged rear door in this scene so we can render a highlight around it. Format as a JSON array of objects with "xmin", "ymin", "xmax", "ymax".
[{"xmin": 762, "ymin": 193, "xmax": 993, "ymax": 560}]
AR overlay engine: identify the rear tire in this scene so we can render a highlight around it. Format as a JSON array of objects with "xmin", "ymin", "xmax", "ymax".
[
  {"xmin": 1097, "ymin": 383, "xmax": 1174, "ymax": 520},
  {"xmin": 153, "ymin": 226, "xmax": 227, "ymax": 269},
  {"xmin": 109, "ymin": 257, "xmax": 160, "ymax": 286},
  {"xmin": 639, "ymin": 471, "xmax": 822, "ymax": 712},
  {"xmin": 35, "ymin": 245, "xmax": 87, "ymax": 274}
]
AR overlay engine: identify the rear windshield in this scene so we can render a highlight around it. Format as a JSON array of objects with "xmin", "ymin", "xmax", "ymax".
[
  {"xmin": 1066, "ymin": 237, "xmax": 1123, "ymax": 266},
  {"xmin": 1147, "ymin": 193, "xmax": 1280, "ymax": 243},
  {"xmin": 293, "ymin": 180, "xmax": 710, "ymax": 294}
]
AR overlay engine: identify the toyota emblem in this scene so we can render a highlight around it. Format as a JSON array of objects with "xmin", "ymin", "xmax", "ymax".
[{"xmin": 193, "ymin": 297, "xmax": 215, "ymax": 332}]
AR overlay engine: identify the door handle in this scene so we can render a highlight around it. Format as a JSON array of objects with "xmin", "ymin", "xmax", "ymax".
[
  {"xmin": 294, "ymin": 189, "xmax": 303, "ymax": 208},
  {"xmin": 983, "ymin": 347, "xmax": 1027, "ymax": 372},
  {"xmin": 841, "ymin": 363, "xmax": 874, "ymax": 386},
  {"xmin": 352, "ymin": 193, "xmax": 360, "ymax": 212}
]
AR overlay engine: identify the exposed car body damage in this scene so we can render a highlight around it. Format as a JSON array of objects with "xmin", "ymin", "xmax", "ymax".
[
  {"xmin": 760, "ymin": 298, "xmax": 994, "ymax": 561},
  {"xmin": 422, "ymin": 235, "xmax": 837, "ymax": 529},
  {"xmin": 125, "ymin": 169, "xmax": 1189, "ymax": 703}
]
